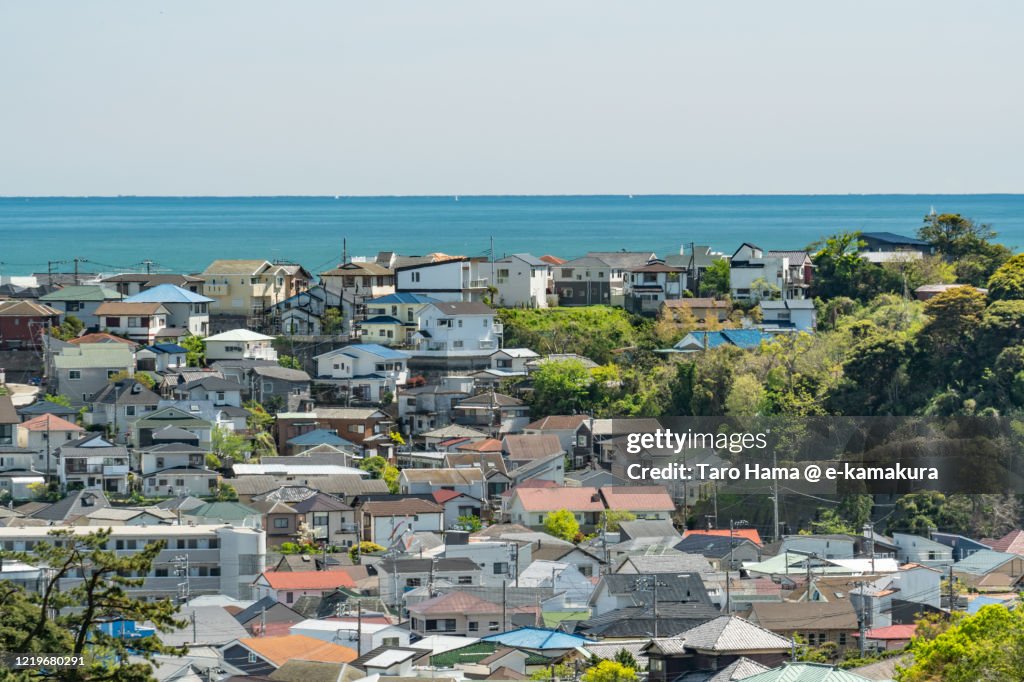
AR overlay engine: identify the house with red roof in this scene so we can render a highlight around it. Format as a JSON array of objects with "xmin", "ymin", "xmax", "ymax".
[
  {"xmin": 599, "ymin": 485, "xmax": 676, "ymax": 521},
  {"xmin": 685, "ymin": 528, "xmax": 764, "ymax": 546},
  {"xmin": 850, "ymin": 624, "xmax": 917, "ymax": 652},
  {"xmin": 505, "ymin": 486, "xmax": 605, "ymax": 531},
  {"xmin": 407, "ymin": 590, "xmax": 537, "ymax": 637},
  {"xmin": 252, "ymin": 569, "xmax": 357, "ymax": 606}
]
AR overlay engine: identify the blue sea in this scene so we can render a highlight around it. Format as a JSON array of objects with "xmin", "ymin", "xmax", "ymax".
[{"xmin": 1, "ymin": 195, "xmax": 1022, "ymax": 277}]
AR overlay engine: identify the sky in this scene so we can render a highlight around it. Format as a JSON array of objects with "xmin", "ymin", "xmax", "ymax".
[{"xmin": 1, "ymin": 1, "xmax": 1022, "ymax": 196}]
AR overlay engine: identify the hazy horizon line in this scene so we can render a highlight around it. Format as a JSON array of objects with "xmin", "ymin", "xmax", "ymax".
[{"xmin": 3, "ymin": 192, "xmax": 1024, "ymax": 200}]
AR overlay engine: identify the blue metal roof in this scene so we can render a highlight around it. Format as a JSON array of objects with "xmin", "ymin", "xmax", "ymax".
[
  {"xmin": 286, "ymin": 429, "xmax": 355, "ymax": 448},
  {"xmin": 481, "ymin": 627, "xmax": 595, "ymax": 649},
  {"xmin": 860, "ymin": 231, "xmax": 930, "ymax": 246},
  {"xmin": 349, "ymin": 343, "xmax": 410, "ymax": 359},
  {"xmin": 146, "ymin": 343, "xmax": 188, "ymax": 354},
  {"xmin": 125, "ymin": 284, "xmax": 214, "ymax": 304},
  {"xmin": 367, "ymin": 293, "xmax": 439, "ymax": 305},
  {"xmin": 675, "ymin": 330, "xmax": 773, "ymax": 350}
]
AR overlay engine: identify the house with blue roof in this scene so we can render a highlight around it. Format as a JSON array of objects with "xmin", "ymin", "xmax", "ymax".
[
  {"xmin": 286, "ymin": 428, "xmax": 357, "ymax": 452},
  {"xmin": 313, "ymin": 344, "xmax": 411, "ymax": 403},
  {"xmin": 859, "ymin": 232, "xmax": 933, "ymax": 258},
  {"xmin": 481, "ymin": 626, "xmax": 595, "ymax": 652},
  {"xmin": 661, "ymin": 329, "xmax": 775, "ymax": 353},
  {"xmin": 137, "ymin": 343, "xmax": 188, "ymax": 372},
  {"xmin": 125, "ymin": 283, "xmax": 214, "ymax": 337},
  {"xmin": 361, "ymin": 292, "xmax": 439, "ymax": 346}
]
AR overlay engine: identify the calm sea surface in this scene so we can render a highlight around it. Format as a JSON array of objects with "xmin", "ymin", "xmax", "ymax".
[{"xmin": 1, "ymin": 195, "xmax": 1022, "ymax": 277}]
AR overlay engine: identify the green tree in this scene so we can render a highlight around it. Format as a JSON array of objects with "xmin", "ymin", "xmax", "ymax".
[
  {"xmin": 699, "ymin": 258, "xmax": 730, "ymax": 297},
  {"xmin": 108, "ymin": 371, "xmax": 155, "ymax": 390},
  {"xmin": 0, "ymin": 528, "xmax": 187, "ymax": 681},
  {"xmin": 918, "ymin": 212, "xmax": 1011, "ymax": 286},
  {"xmin": 180, "ymin": 335, "xmax": 206, "ymax": 367},
  {"xmin": 613, "ymin": 649, "xmax": 639, "ymax": 670},
  {"xmin": 359, "ymin": 455, "xmax": 400, "ymax": 493},
  {"xmin": 50, "ymin": 314, "xmax": 85, "ymax": 341},
  {"xmin": 530, "ymin": 359, "xmax": 594, "ymax": 417},
  {"xmin": 987, "ymin": 253, "xmax": 1024, "ymax": 301},
  {"xmin": 211, "ymin": 425, "xmax": 247, "ymax": 462},
  {"xmin": 599, "ymin": 510, "xmax": 636, "ymax": 532},
  {"xmin": 278, "ymin": 354, "xmax": 302, "ymax": 370},
  {"xmin": 348, "ymin": 541, "xmax": 386, "ymax": 564},
  {"xmin": 215, "ymin": 482, "xmax": 238, "ymax": 501},
  {"xmin": 888, "ymin": 491, "xmax": 971, "ymax": 536},
  {"xmin": 543, "ymin": 509, "xmax": 581, "ymax": 543},
  {"xmin": 498, "ymin": 307, "xmax": 638, "ymax": 365},
  {"xmin": 456, "ymin": 514, "xmax": 483, "ymax": 532},
  {"xmin": 725, "ymin": 373, "xmax": 767, "ymax": 416},
  {"xmin": 897, "ymin": 605, "xmax": 1024, "ymax": 681},
  {"xmin": 205, "ymin": 453, "xmax": 222, "ymax": 469},
  {"xmin": 321, "ymin": 307, "xmax": 344, "ymax": 336},
  {"xmin": 810, "ymin": 231, "xmax": 900, "ymax": 301},
  {"xmin": 530, "ymin": 665, "xmax": 575, "ymax": 681},
  {"xmin": 581, "ymin": 660, "xmax": 638, "ymax": 682},
  {"xmin": 42, "ymin": 393, "xmax": 74, "ymax": 408}
]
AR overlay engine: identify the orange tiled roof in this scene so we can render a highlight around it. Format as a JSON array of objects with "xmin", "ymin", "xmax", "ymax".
[
  {"xmin": 68, "ymin": 332, "xmax": 136, "ymax": 345},
  {"xmin": 19, "ymin": 414, "xmax": 84, "ymax": 432},
  {"xmin": 513, "ymin": 486, "xmax": 604, "ymax": 512},
  {"xmin": 686, "ymin": 528, "xmax": 763, "ymax": 546},
  {"xmin": 258, "ymin": 570, "xmax": 356, "ymax": 590},
  {"xmin": 240, "ymin": 634, "xmax": 357, "ymax": 666},
  {"xmin": 599, "ymin": 485, "xmax": 675, "ymax": 512}
]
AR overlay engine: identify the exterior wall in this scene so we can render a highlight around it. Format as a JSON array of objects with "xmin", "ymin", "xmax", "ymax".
[
  {"xmin": 205, "ymin": 339, "xmax": 278, "ymax": 362},
  {"xmin": 396, "ymin": 260, "xmax": 486, "ymax": 303},
  {"xmin": 0, "ymin": 314, "xmax": 58, "ymax": 349},
  {"xmin": 143, "ymin": 471, "xmax": 219, "ymax": 497},
  {"xmin": 160, "ymin": 301, "xmax": 209, "ymax": 336},
  {"xmin": 494, "ymin": 260, "xmax": 549, "ymax": 308},
  {"xmin": 442, "ymin": 542, "xmax": 517, "ymax": 586},
  {"xmin": 304, "ymin": 509, "xmax": 358, "ymax": 547},
  {"xmin": 367, "ymin": 512, "xmax": 444, "ymax": 544},
  {"xmin": 99, "ymin": 313, "xmax": 168, "ymax": 344},
  {"xmin": 415, "ymin": 309, "xmax": 498, "ymax": 352}
]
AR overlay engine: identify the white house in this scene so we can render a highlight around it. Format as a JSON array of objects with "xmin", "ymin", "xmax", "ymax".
[
  {"xmin": 94, "ymin": 302, "xmax": 170, "ymax": 344},
  {"xmin": 413, "ymin": 302, "xmax": 501, "ymax": 352},
  {"xmin": 204, "ymin": 329, "xmax": 278, "ymax": 362},
  {"xmin": 172, "ymin": 376, "xmax": 245, "ymax": 408},
  {"xmin": 359, "ymin": 293, "xmax": 437, "ymax": 347},
  {"xmin": 759, "ymin": 299, "xmax": 817, "ymax": 333},
  {"xmin": 139, "ymin": 442, "xmax": 219, "ymax": 497},
  {"xmin": 136, "ymin": 343, "xmax": 188, "ymax": 372},
  {"xmin": 395, "ymin": 257, "xmax": 488, "ymax": 303},
  {"xmin": 492, "ymin": 254, "xmax": 549, "ymax": 308},
  {"xmin": 624, "ymin": 261, "xmax": 688, "ymax": 315},
  {"xmin": 729, "ymin": 244, "xmax": 812, "ymax": 301},
  {"xmin": 489, "ymin": 348, "xmax": 539, "ymax": 375},
  {"xmin": 314, "ymin": 343, "xmax": 410, "ymax": 402},
  {"xmin": 359, "ymin": 498, "xmax": 445, "ymax": 545},
  {"xmin": 124, "ymin": 284, "xmax": 213, "ymax": 337},
  {"xmin": 289, "ymin": 619, "xmax": 410, "ymax": 653},
  {"xmin": 55, "ymin": 433, "xmax": 131, "ymax": 495}
]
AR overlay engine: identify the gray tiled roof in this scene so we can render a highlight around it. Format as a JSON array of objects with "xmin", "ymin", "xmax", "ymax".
[{"xmin": 678, "ymin": 615, "xmax": 792, "ymax": 652}]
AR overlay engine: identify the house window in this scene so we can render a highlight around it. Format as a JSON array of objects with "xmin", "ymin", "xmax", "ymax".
[
  {"xmin": 650, "ymin": 660, "xmax": 664, "ymax": 672},
  {"xmin": 348, "ymin": 424, "xmax": 365, "ymax": 434},
  {"xmin": 839, "ymin": 632, "xmax": 847, "ymax": 646},
  {"xmin": 488, "ymin": 621, "xmax": 499, "ymax": 631},
  {"xmin": 406, "ymin": 578, "xmax": 422, "ymax": 587},
  {"xmin": 126, "ymin": 405, "xmax": 136, "ymax": 417},
  {"xmin": 69, "ymin": 370, "xmax": 81, "ymax": 380},
  {"xmin": 248, "ymin": 651, "xmax": 257, "ymax": 664},
  {"xmin": 155, "ymin": 568, "xmax": 168, "ymax": 577},
  {"xmin": 286, "ymin": 592, "xmax": 294, "ymax": 603},
  {"xmin": 458, "ymin": 576, "xmax": 472, "ymax": 585},
  {"xmin": 105, "ymin": 317, "xmax": 120, "ymax": 328},
  {"xmin": 493, "ymin": 562, "xmax": 509, "ymax": 575},
  {"xmin": 411, "ymin": 272, "xmax": 421, "ymax": 283},
  {"xmin": 382, "ymin": 637, "xmax": 399, "ymax": 647},
  {"xmin": 313, "ymin": 512, "xmax": 329, "ymax": 527},
  {"xmin": 425, "ymin": 619, "xmax": 456, "ymax": 632},
  {"xmin": 217, "ymin": 392, "xmax": 225, "ymax": 401},
  {"xmin": 274, "ymin": 518, "xmax": 290, "ymax": 529},
  {"xmin": 468, "ymin": 621, "xmax": 479, "ymax": 632}
]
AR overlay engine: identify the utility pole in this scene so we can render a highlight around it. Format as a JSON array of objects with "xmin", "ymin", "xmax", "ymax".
[
  {"xmin": 948, "ymin": 565, "xmax": 957, "ymax": 612},
  {"xmin": 174, "ymin": 554, "xmax": 190, "ymax": 604},
  {"xmin": 356, "ymin": 601, "xmax": 363, "ymax": 657},
  {"xmin": 771, "ymin": 446, "xmax": 780, "ymax": 543},
  {"xmin": 855, "ymin": 580, "xmax": 867, "ymax": 657},
  {"xmin": 502, "ymin": 579, "xmax": 508, "ymax": 633},
  {"xmin": 633, "ymin": 575, "xmax": 666, "ymax": 638}
]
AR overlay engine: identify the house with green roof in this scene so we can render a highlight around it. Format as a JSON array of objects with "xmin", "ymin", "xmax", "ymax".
[
  {"xmin": 40, "ymin": 285, "xmax": 122, "ymax": 330},
  {"xmin": 952, "ymin": 549, "xmax": 1024, "ymax": 592},
  {"xmin": 51, "ymin": 342, "xmax": 136, "ymax": 406},
  {"xmin": 184, "ymin": 501, "xmax": 263, "ymax": 528}
]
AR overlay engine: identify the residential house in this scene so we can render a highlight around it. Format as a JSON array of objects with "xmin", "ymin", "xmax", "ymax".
[
  {"xmin": 85, "ymin": 379, "xmax": 161, "ymax": 435},
  {"xmin": 780, "ymin": 534, "xmax": 856, "ymax": 560},
  {"xmin": 413, "ymin": 301, "xmax": 501, "ymax": 353},
  {"xmin": 251, "ymin": 499, "xmax": 302, "ymax": 548},
  {"xmin": 454, "ymin": 392, "xmax": 530, "ymax": 434},
  {"xmin": 931, "ymin": 531, "xmax": 992, "ymax": 562},
  {"xmin": 492, "ymin": 254, "xmax": 550, "ymax": 308},
  {"xmin": 204, "ymin": 329, "xmax": 278, "ymax": 362},
  {"xmin": 17, "ymin": 400, "xmax": 80, "ymax": 423},
  {"xmin": 39, "ymin": 285, "xmax": 122, "ymax": 329},
  {"xmin": 277, "ymin": 407, "xmax": 389, "ymax": 452},
  {"xmin": 0, "ymin": 301, "xmax": 61, "ymax": 349},
  {"xmin": 51, "ymin": 342, "xmax": 136, "ymax": 405},
  {"xmin": 395, "ymin": 256, "xmax": 488, "ymax": 303},
  {"xmin": 249, "ymin": 366, "xmax": 312, "ymax": 411},
  {"xmin": 290, "ymin": 492, "xmax": 358, "ymax": 548},
  {"xmin": 489, "ymin": 348, "xmax": 540, "ymax": 375},
  {"xmin": 522, "ymin": 415, "xmax": 590, "ymax": 455},
  {"xmin": 398, "ymin": 378, "xmax": 473, "ymax": 434},
  {"xmin": 759, "ymin": 299, "xmax": 817, "ymax": 333},
  {"xmin": 502, "ymin": 434, "xmax": 565, "ymax": 469},
  {"xmin": 408, "ymin": 591, "xmax": 533, "ymax": 637},
  {"xmin": 358, "ymin": 292, "xmax": 436, "ymax": 347},
  {"xmin": 659, "ymin": 298, "xmax": 731, "ymax": 327},
  {"xmin": 858, "ymin": 232, "xmax": 933, "ymax": 260},
  {"xmin": 516, "ymin": 560, "xmax": 594, "ymax": 606},
  {"xmin": 674, "ymin": 534, "xmax": 760, "ymax": 570},
  {"xmin": 599, "ymin": 485, "xmax": 676, "ymax": 521},
  {"xmin": 505, "ymin": 486, "xmax": 603, "ymax": 532},
  {"xmin": 662, "ymin": 329, "xmax": 774, "ymax": 353},
  {"xmin": 665, "ymin": 244, "xmax": 730, "ymax": 293},
  {"xmin": 133, "ymin": 406, "xmax": 213, "ymax": 448},
  {"xmin": 268, "ymin": 284, "xmax": 341, "ymax": 336},
  {"xmin": 289, "ymin": 619, "xmax": 410, "ymax": 652},
  {"xmin": 747, "ymin": 601, "xmax": 859, "ymax": 655},
  {"xmin": 728, "ymin": 244, "xmax": 812, "ymax": 301},
  {"xmin": 951, "ymin": 549, "xmax": 1024, "ymax": 592},
  {"xmin": 200, "ymin": 260, "xmax": 311, "ymax": 319},
  {"xmin": 313, "ymin": 344, "xmax": 410, "ymax": 403},
  {"xmin": 589, "ymin": 572, "xmax": 712, "ymax": 619},
  {"xmin": 252, "ymin": 571, "xmax": 357, "ymax": 606},
  {"xmin": 139, "ymin": 441, "xmax": 218, "ymax": 497},
  {"xmin": 359, "ymin": 498, "xmax": 445, "ymax": 544},
  {"xmin": 554, "ymin": 252, "xmax": 654, "ymax": 307},
  {"xmin": 530, "ymin": 541, "xmax": 604, "ymax": 578},
  {"xmin": 428, "ymin": 488, "xmax": 483, "ymax": 527},
  {"xmin": 0, "ymin": 396, "xmax": 43, "ymax": 499},
  {"xmin": 55, "ymin": 433, "xmax": 130, "ymax": 495},
  {"xmin": 374, "ymin": 556, "xmax": 482, "ymax": 607},
  {"xmin": 624, "ymin": 260, "xmax": 688, "ymax": 315},
  {"xmin": 173, "ymin": 375, "xmax": 245, "ymax": 407},
  {"xmin": 399, "ymin": 467, "xmax": 485, "ymax": 500},
  {"xmin": 220, "ymin": 634, "xmax": 356, "ymax": 676},
  {"xmin": 319, "ymin": 260, "xmax": 396, "ymax": 325},
  {"xmin": 643, "ymin": 616, "xmax": 792, "ymax": 682},
  {"xmin": 123, "ymin": 284, "xmax": 213, "ymax": 337},
  {"xmin": 349, "ymin": 646, "xmax": 421, "ymax": 677},
  {"xmin": 15, "ymin": 413, "xmax": 84, "ymax": 479},
  {"xmin": 420, "ymin": 424, "xmax": 490, "ymax": 450},
  {"xmin": 101, "ymin": 273, "xmax": 205, "ymax": 297},
  {"xmin": 136, "ymin": 343, "xmax": 188, "ymax": 372},
  {"xmin": 891, "ymin": 532, "xmax": 954, "ymax": 568},
  {"xmin": 233, "ymin": 597, "xmax": 305, "ymax": 637}
]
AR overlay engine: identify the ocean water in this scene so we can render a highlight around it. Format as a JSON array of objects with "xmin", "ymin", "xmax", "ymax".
[{"xmin": 1, "ymin": 195, "xmax": 1022, "ymax": 277}]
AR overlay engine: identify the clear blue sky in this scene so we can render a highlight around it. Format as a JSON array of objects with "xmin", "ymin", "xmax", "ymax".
[{"xmin": 1, "ymin": 1, "xmax": 1021, "ymax": 195}]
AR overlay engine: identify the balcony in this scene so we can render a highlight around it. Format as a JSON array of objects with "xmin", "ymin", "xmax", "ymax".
[
  {"xmin": 492, "ymin": 323, "xmax": 503, "ymax": 335},
  {"xmin": 243, "ymin": 346, "xmax": 279, "ymax": 361},
  {"xmin": 464, "ymin": 279, "xmax": 489, "ymax": 289},
  {"xmin": 104, "ymin": 464, "xmax": 129, "ymax": 476}
]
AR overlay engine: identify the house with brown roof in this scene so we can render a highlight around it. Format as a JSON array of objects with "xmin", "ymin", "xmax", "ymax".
[
  {"xmin": 252, "ymin": 570, "xmax": 357, "ymax": 606},
  {"xmin": 746, "ymin": 600, "xmax": 859, "ymax": 655},
  {"xmin": 624, "ymin": 260, "xmax": 688, "ymax": 316},
  {"xmin": 502, "ymin": 434, "xmax": 565, "ymax": 468},
  {"xmin": 200, "ymin": 259, "xmax": 311, "ymax": 320},
  {"xmin": 358, "ymin": 497, "xmax": 444, "ymax": 544},
  {"xmin": 221, "ymin": 634, "xmax": 356, "ymax": 676},
  {"xmin": 0, "ymin": 300, "xmax": 61, "ymax": 350},
  {"xmin": 599, "ymin": 485, "xmax": 676, "ymax": 521},
  {"xmin": 522, "ymin": 415, "xmax": 590, "ymax": 454},
  {"xmin": 408, "ymin": 590, "xmax": 537, "ymax": 637},
  {"xmin": 94, "ymin": 302, "xmax": 170, "ymax": 344},
  {"xmin": 505, "ymin": 486, "xmax": 604, "ymax": 532}
]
